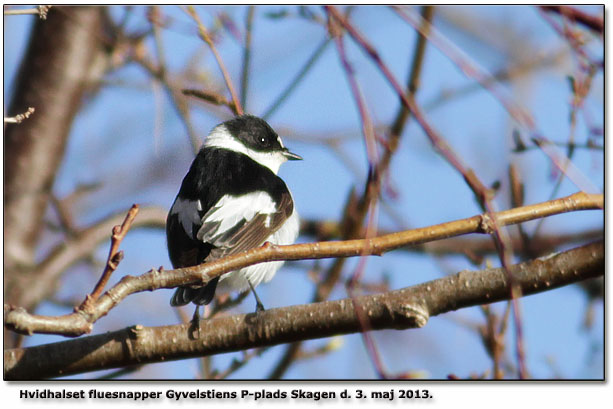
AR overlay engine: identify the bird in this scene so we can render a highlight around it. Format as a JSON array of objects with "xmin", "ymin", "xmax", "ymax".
[{"xmin": 166, "ymin": 114, "xmax": 301, "ymax": 321}]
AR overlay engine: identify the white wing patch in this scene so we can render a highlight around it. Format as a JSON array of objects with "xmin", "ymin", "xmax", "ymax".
[
  {"xmin": 217, "ymin": 208, "xmax": 300, "ymax": 293},
  {"xmin": 170, "ymin": 198, "xmax": 202, "ymax": 235},
  {"xmin": 196, "ymin": 191, "xmax": 277, "ymax": 243}
]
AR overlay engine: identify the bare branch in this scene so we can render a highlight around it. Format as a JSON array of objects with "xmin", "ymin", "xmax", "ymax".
[
  {"xmin": 300, "ymin": 219, "xmax": 602, "ymax": 260},
  {"xmin": 539, "ymin": 5, "xmax": 603, "ymax": 34},
  {"xmin": 182, "ymin": 88, "xmax": 237, "ymax": 114},
  {"xmin": 4, "ymin": 6, "xmax": 51, "ymax": 19},
  {"xmin": 15, "ymin": 206, "xmax": 167, "ymax": 311},
  {"xmin": 4, "ymin": 240, "xmax": 603, "ymax": 379},
  {"xmin": 392, "ymin": 5, "xmax": 599, "ymax": 195},
  {"xmin": 240, "ymin": 6, "xmax": 255, "ymax": 111},
  {"xmin": 326, "ymin": 6, "xmax": 491, "ymax": 203},
  {"xmin": 184, "ymin": 6, "xmax": 243, "ymax": 116},
  {"xmin": 4, "ymin": 6, "xmax": 113, "ymax": 349},
  {"xmin": 262, "ymin": 37, "xmax": 331, "ymax": 120},
  {"xmin": 3, "ymin": 192, "xmax": 602, "ymax": 338},
  {"xmin": 4, "ymin": 107, "xmax": 35, "ymax": 124},
  {"xmin": 83, "ymin": 205, "xmax": 140, "ymax": 305}
]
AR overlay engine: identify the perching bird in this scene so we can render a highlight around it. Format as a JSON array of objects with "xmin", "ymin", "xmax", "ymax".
[{"xmin": 166, "ymin": 115, "xmax": 301, "ymax": 319}]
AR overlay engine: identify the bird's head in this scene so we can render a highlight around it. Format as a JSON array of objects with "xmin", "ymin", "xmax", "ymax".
[{"xmin": 205, "ymin": 115, "xmax": 302, "ymax": 174}]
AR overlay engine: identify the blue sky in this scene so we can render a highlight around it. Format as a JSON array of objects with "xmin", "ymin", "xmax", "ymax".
[{"xmin": 4, "ymin": 5, "xmax": 603, "ymax": 379}]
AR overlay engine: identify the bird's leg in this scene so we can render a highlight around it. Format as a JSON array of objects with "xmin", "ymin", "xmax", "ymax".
[
  {"xmin": 248, "ymin": 279, "xmax": 265, "ymax": 312},
  {"xmin": 192, "ymin": 305, "xmax": 201, "ymax": 323},
  {"xmin": 189, "ymin": 305, "xmax": 202, "ymax": 338}
]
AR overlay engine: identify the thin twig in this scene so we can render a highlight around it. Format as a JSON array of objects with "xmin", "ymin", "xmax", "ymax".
[
  {"xmin": 392, "ymin": 5, "xmax": 599, "ymax": 195},
  {"xmin": 300, "ymin": 217, "xmax": 604, "ymax": 258},
  {"xmin": 479, "ymin": 305, "xmax": 506, "ymax": 379},
  {"xmin": 81, "ymin": 204, "xmax": 140, "ymax": 307},
  {"xmin": 213, "ymin": 348, "xmax": 268, "ymax": 379},
  {"xmin": 326, "ymin": 6, "xmax": 491, "ymax": 202},
  {"xmin": 332, "ymin": 20, "xmax": 383, "ymax": 367},
  {"xmin": 326, "ymin": 5, "xmax": 532, "ymax": 376},
  {"xmin": 135, "ymin": 16, "xmax": 201, "ymax": 153},
  {"xmin": 182, "ymin": 88, "xmax": 237, "ymax": 113},
  {"xmin": 4, "ymin": 6, "xmax": 51, "ymax": 19},
  {"xmin": 392, "ymin": 6, "xmax": 535, "ymax": 127},
  {"xmin": 4, "ymin": 107, "xmax": 35, "ymax": 124},
  {"xmin": 12, "ymin": 206, "xmax": 166, "ymax": 313},
  {"xmin": 321, "ymin": 18, "xmax": 385, "ymax": 376},
  {"xmin": 240, "ymin": 6, "xmax": 255, "ymax": 111},
  {"xmin": 333, "ymin": 27, "xmax": 378, "ymax": 170},
  {"xmin": 263, "ymin": 37, "xmax": 331, "ymax": 120},
  {"xmin": 508, "ymin": 164, "xmax": 533, "ymax": 258},
  {"xmin": 530, "ymin": 63, "xmax": 599, "ymax": 241},
  {"xmin": 383, "ymin": 5, "xmax": 434, "ymax": 171},
  {"xmin": 537, "ymin": 8, "xmax": 599, "ymax": 71},
  {"xmin": 184, "ymin": 6, "xmax": 243, "ymax": 116},
  {"xmin": 514, "ymin": 140, "xmax": 603, "ymax": 153},
  {"xmin": 539, "ymin": 5, "xmax": 603, "ymax": 34},
  {"xmin": 423, "ymin": 48, "xmax": 566, "ymax": 113},
  {"xmin": 262, "ymin": 7, "xmax": 358, "ymax": 121}
]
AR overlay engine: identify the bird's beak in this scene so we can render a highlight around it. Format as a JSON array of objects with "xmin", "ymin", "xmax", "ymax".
[{"xmin": 282, "ymin": 148, "xmax": 303, "ymax": 161}]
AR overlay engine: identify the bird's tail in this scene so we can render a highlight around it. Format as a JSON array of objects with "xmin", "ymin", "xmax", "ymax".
[{"xmin": 170, "ymin": 276, "xmax": 220, "ymax": 306}]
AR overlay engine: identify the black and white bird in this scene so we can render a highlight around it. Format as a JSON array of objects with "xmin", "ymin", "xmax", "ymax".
[{"xmin": 166, "ymin": 115, "xmax": 301, "ymax": 317}]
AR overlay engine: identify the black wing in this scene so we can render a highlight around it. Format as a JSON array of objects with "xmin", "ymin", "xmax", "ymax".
[{"xmin": 166, "ymin": 206, "xmax": 219, "ymax": 306}]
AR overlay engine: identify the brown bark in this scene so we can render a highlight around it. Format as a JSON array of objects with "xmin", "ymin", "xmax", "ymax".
[
  {"xmin": 4, "ymin": 240, "xmax": 603, "ymax": 379},
  {"xmin": 4, "ymin": 6, "xmax": 108, "ymax": 346},
  {"xmin": 3, "ymin": 192, "xmax": 603, "ymax": 338}
]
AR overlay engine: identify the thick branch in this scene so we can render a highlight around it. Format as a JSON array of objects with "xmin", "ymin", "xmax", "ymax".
[
  {"xmin": 3, "ymin": 192, "xmax": 602, "ymax": 338},
  {"xmin": 4, "ymin": 6, "xmax": 107, "ymax": 273},
  {"xmin": 4, "ymin": 240, "xmax": 603, "ymax": 379},
  {"xmin": 4, "ymin": 5, "xmax": 110, "ymax": 349}
]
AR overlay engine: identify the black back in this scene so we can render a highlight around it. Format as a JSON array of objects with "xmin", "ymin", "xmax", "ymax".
[{"xmin": 167, "ymin": 147, "xmax": 291, "ymax": 268}]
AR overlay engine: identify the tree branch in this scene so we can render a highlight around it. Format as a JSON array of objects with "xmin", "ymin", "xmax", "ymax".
[
  {"xmin": 4, "ymin": 240, "xmax": 603, "ymax": 379},
  {"xmin": 184, "ymin": 6, "xmax": 243, "ymax": 115},
  {"xmin": 12, "ymin": 206, "xmax": 167, "ymax": 312},
  {"xmin": 4, "ymin": 6, "xmax": 111, "ymax": 348},
  {"xmin": 84, "ymin": 205, "xmax": 140, "ymax": 304},
  {"xmin": 3, "ymin": 192, "xmax": 602, "ymax": 338},
  {"xmin": 3, "ymin": 107, "xmax": 35, "ymax": 124},
  {"xmin": 3, "ymin": 5, "xmax": 52, "ymax": 19},
  {"xmin": 539, "ymin": 5, "xmax": 603, "ymax": 34},
  {"xmin": 4, "ymin": 6, "xmax": 107, "ymax": 272},
  {"xmin": 299, "ymin": 219, "xmax": 602, "ymax": 259},
  {"xmin": 392, "ymin": 5, "xmax": 599, "ymax": 195}
]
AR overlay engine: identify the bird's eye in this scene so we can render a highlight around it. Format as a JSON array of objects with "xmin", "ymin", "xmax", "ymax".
[{"xmin": 259, "ymin": 136, "xmax": 267, "ymax": 145}]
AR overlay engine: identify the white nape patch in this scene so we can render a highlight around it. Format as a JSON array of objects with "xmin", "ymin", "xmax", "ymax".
[
  {"xmin": 170, "ymin": 198, "xmax": 202, "ymax": 235},
  {"xmin": 205, "ymin": 125, "xmax": 288, "ymax": 174},
  {"xmin": 197, "ymin": 191, "xmax": 277, "ymax": 242}
]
